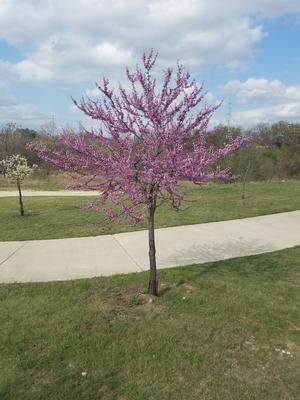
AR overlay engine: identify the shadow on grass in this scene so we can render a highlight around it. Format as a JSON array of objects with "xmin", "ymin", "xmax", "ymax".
[{"xmin": 159, "ymin": 246, "xmax": 300, "ymax": 288}]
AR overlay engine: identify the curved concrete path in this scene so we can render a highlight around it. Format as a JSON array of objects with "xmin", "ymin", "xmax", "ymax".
[
  {"xmin": 0, "ymin": 190, "xmax": 97, "ymax": 197},
  {"xmin": 0, "ymin": 210, "xmax": 299, "ymax": 283}
]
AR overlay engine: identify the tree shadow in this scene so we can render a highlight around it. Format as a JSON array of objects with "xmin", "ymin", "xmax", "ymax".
[
  {"xmin": 159, "ymin": 236, "xmax": 294, "ymax": 283},
  {"xmin": 162, "ymin": 236, "xmax": 274, "ymax": 268}
]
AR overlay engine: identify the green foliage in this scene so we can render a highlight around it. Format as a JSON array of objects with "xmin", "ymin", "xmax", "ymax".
[
  {"xmin": 0, "ymin": 124, "xmax": 38, "ymax": 165},
  {"xmin": 0, "ymin": 123, "xmax": 59, "ymax": 174},
  {"xmin": 209, "ymin": 124, "xmax": 242, "ymax": 147},
  {"xmin": 211, "ymin": 121, "xmax": 300, "ymax": 181}
]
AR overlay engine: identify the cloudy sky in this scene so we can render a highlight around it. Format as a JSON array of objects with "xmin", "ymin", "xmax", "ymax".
[{"xmin": 0, "ymin": 0, "xmax": 300, "ymax": 129}]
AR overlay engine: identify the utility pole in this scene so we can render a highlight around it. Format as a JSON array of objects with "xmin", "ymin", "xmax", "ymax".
[
  {"xmin": 227, "ymin": 101, "xmax": 232, "ymax": 140},
  {"xmin": 50, "ymin": 113, "xmax": 56, "ymax": 135}
]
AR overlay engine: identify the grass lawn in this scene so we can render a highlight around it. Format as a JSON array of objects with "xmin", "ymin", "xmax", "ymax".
[
  {"xmin": 1, "ymin": 246, "xmax": 300, "ymax": 399},
  {"xmin": 0, "ymin": 172, "xmax": 70, "ymax": 191},
  {"xmin": 1, "ymin": 180, "xmax": 300, "ymax": 241}
]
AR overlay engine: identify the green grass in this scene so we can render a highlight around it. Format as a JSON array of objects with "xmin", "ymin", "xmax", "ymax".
[
  {"xmin": 1, "ymin": 246, "xmax": 300, "ymax": 399},
  {"xmin": 1, "ymin": 180, "xmax": 300, "ymax": 241},
  {"xmin": 0, "ymin": 172, "xmax": 69, "ymax": 191}
]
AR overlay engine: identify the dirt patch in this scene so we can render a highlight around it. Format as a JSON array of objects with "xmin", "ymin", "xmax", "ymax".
[
  {"xmin": 182, "ymin": 283, "xmax": 196, "ymax": 292},
  {"xmin": 286, "ymin": 340, "xmax": 299, "ymax": 352},
  {"xmin": 87, "ymin": 283, "xmax": 165, "ymax": 320}
]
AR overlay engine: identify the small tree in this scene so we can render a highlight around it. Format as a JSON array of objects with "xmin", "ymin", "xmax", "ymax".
[
  {"xmin": 0, "ymin": 155, "xmax": 36, "ymax": 216},
  {"xmin": 30, "ymin": 51, "xmax": 249, "ymax": 295},
  {"xmin": 227, "ymin": 145, "xmax": 256, "ymax": 199}
]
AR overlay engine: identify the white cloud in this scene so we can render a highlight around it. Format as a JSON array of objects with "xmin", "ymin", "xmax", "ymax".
[
  {"xmin": 10, "ymin": 36, "xmax": 134, "ymax": 84},
  {"xmin": 236, "ymin": 103, "xmax": 300, "ymax": 124},
  {"xmin": 0, "ymin": 93, "xmax": 45, "ymax": 125},
  {"xmin": 223, "ymin": 78, "xmax": 300, "ymax": 103},
  {"xmin": 223, "ymin": 78, "xmax": 300, "ymax": 124},
  {"xmin": 0, "ymin": 0, "xmax": 299, "ymax": 85}
]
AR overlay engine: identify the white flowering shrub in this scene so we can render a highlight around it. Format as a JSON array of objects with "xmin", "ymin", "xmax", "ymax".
[
  {"xmin": 0, "ymin": 154, "xmax": 36, "ymax": 182},
  {"xmin": 0, "ymin": 155, "xmax": 37, "ymax": 216}
]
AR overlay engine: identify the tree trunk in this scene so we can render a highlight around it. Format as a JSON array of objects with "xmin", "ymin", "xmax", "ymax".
[
  {"xmin": 17, "ymin": 179, "xmax": 24, "ymax": 216},
  {"xmin": 241, "ymin": 160, "xmax": 251, "ymax": 200},
  {"xmin": 241, "ymin": 179, "xmax": 246, "ymax": 199},
  {"xmin": 148, "ymin": 204, "xmax": 158, "ymax": 296}
]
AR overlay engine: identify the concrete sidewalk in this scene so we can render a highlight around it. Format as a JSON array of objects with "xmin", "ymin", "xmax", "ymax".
[
  {"xmin": 0, "ymin": 190, "xmax": 97, "ymax": 197},
  {"xmin": 0, "ymin": 210, "xmax": 299, "ymax": 283}
]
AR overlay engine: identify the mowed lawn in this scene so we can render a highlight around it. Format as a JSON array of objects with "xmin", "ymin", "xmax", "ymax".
[
  {"xmin": 1, "ymin": 180, "xmax": 300, "ymax": 241},
  {"xmin": 1, "ymin": 246, "xmax": 300, "ymax": 399},
  {"xmin": 0, "ymin": 173, "xmax": 70, "ymax": 191}
]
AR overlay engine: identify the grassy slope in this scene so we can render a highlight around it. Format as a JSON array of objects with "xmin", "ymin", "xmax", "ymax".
[
  {"xmin": 0, "ymin": 173, "xmax": 69, "ymax": 191},
  {"xmin": 1, "ymin": 180, "xmax": 300, "ymax": 241},
  {"xmin": 1, "ymin": 246, "xmax": 300, "ymax": 399}
]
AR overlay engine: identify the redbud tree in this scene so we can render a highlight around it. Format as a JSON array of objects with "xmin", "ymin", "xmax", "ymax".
[{"xmin": 30, "ymin": 51, "xmax": 249, "ymax": 295}]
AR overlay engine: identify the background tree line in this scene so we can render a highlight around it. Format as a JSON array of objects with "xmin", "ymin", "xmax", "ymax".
[
  {"xmin": 0, "ymin": 122, "xmax": 59, "ymax": 176},
  {"xmin": 1, "ymin": 120, "xmax": 300, "ymax": 181},
  {"xmin": 211, "ymin": 121, "xmax": 300, "ymax": 181}
]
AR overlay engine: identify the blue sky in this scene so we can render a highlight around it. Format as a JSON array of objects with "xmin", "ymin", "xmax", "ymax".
[{"xmin": 0, "ymin": 1, "xmax": 300, "ymax": 129}]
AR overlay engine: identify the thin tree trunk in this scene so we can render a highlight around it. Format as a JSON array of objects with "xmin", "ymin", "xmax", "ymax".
[
  {"xmin": 148, "ymin": 203, "xmax": 158, "ymax": 296},
  {"xmin": 241, "ymin": 178, "xmax": 246, "ymax": 199},
  {"xmin": 241, "ymin": 160, "xmax": 251, "ymax": 200},
  {"xmin": 17, "ymin": 179, "xmax": 24, "ymax": 216}
]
